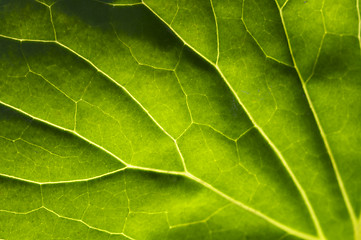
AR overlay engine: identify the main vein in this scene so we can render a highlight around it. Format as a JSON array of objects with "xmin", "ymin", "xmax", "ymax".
[{"xmin": 276, "ymin": 0, "xmax": 357, "ymax": 238}]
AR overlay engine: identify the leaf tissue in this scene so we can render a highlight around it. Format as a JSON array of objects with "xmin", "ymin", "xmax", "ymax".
[{"xmin": 0, "ymin": 0, "xmax": 361, "ymax": 239}]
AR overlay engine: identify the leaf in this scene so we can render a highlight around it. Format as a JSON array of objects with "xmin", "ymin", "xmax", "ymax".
[{"xmin": 0, "ymin": 0, "xmax": 360, "ymax": 239}]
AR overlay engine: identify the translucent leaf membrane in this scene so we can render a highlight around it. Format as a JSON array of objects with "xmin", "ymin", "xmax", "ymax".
[{"xmin": 1, "ymin": 0, "xmax": 360, "ymax": 239}]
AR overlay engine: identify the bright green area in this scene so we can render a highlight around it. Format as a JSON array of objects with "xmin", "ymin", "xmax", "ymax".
[{"xmin": 0, "ymin": 0, "xmax": 360, "ymax": 239}]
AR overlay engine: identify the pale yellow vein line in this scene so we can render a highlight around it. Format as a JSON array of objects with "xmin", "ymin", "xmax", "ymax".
[
  {"xmin": 357, "ymin": 218, "xmax": 361, "ymax": 240},
  {"xmin": 0, "ymin": 34, "xmax": 54, "ymax": 42},
  {"xmin": 0, "ymin": 168, "xmax": 125, "ymax": 185},
  {"xmin": 34, "ymin": 0, "xmax": 57, "ymax": 38},
  {"xmin": 111, "ymin": 23, "xmax": 174, "ymax": 71},
  {"xmin": 74, "ymin": 102, "xmax": 78, "ymax": 131},
  {"xmin": 127, "ymin": 165, "xmax": 186, "ymax": 176},
  {"xmin": 43, "ymin": 207, "xmax": 118, "ymax": 235},
  {"xmin": 173, "ymin": 46, "xmax": 194, "ymax": 133},
  {"xmin": 174, "ymin": 72, "xmax": 193, "ymax": 123},
  {"xmin": 170, "ymin": 0, "xmax": 179, "ymax": 26},
  {"xmin": 0, "ymin": 204, "xmax": 109, "ymax": 238},
  {"xmin": 174, "ymin": 141, "xmax": 188, "ymax": 172},
  {"xmin": 93, "ymin": 0, "xmax": 142, "ymax": 7},
  {"xmin": 122, "ymin": 174, "xmax": 130, "ymax": 233},
  {"xmin": 305, "ymin": 0, "xmax": 326, "ymax": 84},
  {"xmin": 41, "ymin": 206, "xmax": 134, "ymax": 238},
  {"xmin": 40, "ymin": 185, "xmax": 44, "ymax": 206},
  {"xmin": 169, "ymin": 203, "xmax": 231, "ymax": 229},
  {"xmin": 242, "ymin": 0, "xmax": 293, "ymax": 68},
  {"xmin": 193, "ymin": 122, "xmax": 237, "ymax": 141},
  {"xmin": 16, "ymin": 139, "xmax": 77, "ymax": 158},
  {"xmin": 184, "ymin": 172, "xmax": 319, "ymax": 240},
  {"xmin": 35, "ymin": 0, "xmax": 48, "ymax": 7},
  {"xmin": 0, "ymin": 164, "xmax": 185, "ymax": 185},
  {"xmin": 281, "ymin": 0, "xmax": 290, "ymax": 9},
  {"xmin": 28, "ymin": 70, "xmax": 77, "ymax": 103},
  {"xmin": 276, "ymin": 1, "xmax": 356, "ymax": 239},
  {"xmin": 235, "ymin": 126, "xmax": 255, "ymax": 141},
  {"xmin": 175, "ymin": 122, "xmax": 193, "ymax": 140},
  {"xmin": 0, "ymin": 208, "xmax": 43, "ymax": 215},
  {"xmin": 209, "ymin": 0, "xmax": 220, "ymax": 65},
  {"xmin": 305, "ymin": 34, "xmax": 325, "ymax": 84},
  {"xmin": 49, "ymin": 5, "xmax": 57, "ymax": 41},
  {"xmin": 0, "ymin": 136, "xmax": 15, "ymax": 142}
]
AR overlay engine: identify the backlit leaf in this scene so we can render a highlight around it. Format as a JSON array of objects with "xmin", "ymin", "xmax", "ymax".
[{"xmin": 0, "ymin": 0, "xmax": 360, "ymax": 239}]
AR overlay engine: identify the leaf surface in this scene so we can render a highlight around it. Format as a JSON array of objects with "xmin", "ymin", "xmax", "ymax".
[{"xmin": 0, "ymin": 0, "xmax": 360, "ymax": 239}]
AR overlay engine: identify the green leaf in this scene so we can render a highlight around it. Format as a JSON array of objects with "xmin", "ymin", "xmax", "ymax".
[{"xmin": 0, "ymin": 0, "xmax": 360, "ymax": 239}]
